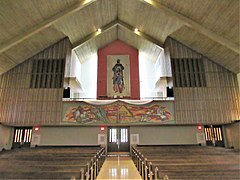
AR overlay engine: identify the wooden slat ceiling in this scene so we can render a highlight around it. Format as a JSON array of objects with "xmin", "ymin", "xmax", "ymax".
[
  {"xmin": 0, "ymin": 0, "xmax": 78, "ymax": 43},
  {"xmin": 118, "ymin": 27, "xmax": 162, "ymax": 63},
  {"xmin": 118, "ymin": 0, "xmax": 184, "ymax": 43},
  {"xmin": 0, "ymin": 0, "xmax": 239, "ymax": 75},
  {"xmin": 155, "ymin": 0, "xmax": 239, "ymax": 44},
  {"xmin": 75, "ymin": 26, "xmax": 163, "ymax": 64},
  {"xmin": 53, "ymin": 0, "xmax": 118, "ymax": 44},
  {"xmin": 75, "ymin": 26, "xmax": 118, "ymax": 63},
  {"xmin": 170, "ymin": 26, "xmax": 240, "ymax": 73}
]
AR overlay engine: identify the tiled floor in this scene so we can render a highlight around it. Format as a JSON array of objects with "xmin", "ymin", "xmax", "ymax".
[{"xmin": 97, "ymin": 156, "xmax": 142, "ymax": 180}]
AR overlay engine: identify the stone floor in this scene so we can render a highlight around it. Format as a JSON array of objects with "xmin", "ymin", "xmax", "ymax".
[{"xmin": 97, "ymin": 156, "xmax": 141, "ymax": 180}]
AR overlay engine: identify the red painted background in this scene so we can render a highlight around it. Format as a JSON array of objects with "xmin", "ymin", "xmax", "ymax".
[{"xmin": 97, "ymin": 40, "xmax": 140, "ymax": 99}]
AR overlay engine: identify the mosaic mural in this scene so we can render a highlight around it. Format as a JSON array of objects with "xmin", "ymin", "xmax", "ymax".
[{"xmin": 62, "ymin": 101, "xmax": 174, "ymax": 125}]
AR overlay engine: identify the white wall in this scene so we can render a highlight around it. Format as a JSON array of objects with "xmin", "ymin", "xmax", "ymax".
[
  {"xmin": 223, "ymin": 122, "xmax": 240, "ymax": 150},
  {"xmin": 0, "ymin": 125, "xmax": 13, "ymax": 151},
  {"xmin": 139, "ymin": 49, "xmax": 173, "ymax": 99},
  {"xmin": 34, "ymin": 125, "xmax": 204, "ymax": 147},
  {"xmin": 65, "ymin": 50, "xmax": 81, "ymax": 81},
  {"xmin": 35, "ymin": 126, "xmax": 107, "ymax": 146},
  {"xmin": 131, "ymin": 125, "xmax": 205, "ymax": 145},
  {"xmin": 80, "ymin": 54, "xmax": 98, "ymax": 99},
  {"xmin": 139, "ymin": 52, "xmax": 158, "ymax": 98}
]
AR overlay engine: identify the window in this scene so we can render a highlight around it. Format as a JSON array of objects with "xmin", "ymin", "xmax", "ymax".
[
  {"xmin": 30, "ymin": 59, "xmax": 64, "ymax": 88},
  {"xmin": 171, "ymin": 58, "xmax": 206, "ymax": 87}
]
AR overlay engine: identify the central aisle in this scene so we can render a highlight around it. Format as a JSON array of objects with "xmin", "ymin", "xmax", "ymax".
[{"xmin": 96, "ymin": 156, "xmax": 142, "ymax": 180}]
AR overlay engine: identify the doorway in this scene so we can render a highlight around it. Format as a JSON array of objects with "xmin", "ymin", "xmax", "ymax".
[
  {"xmin": 107, "ymin": 126, "xmax": 130, "ymax": 153},
  {"xmin": 204, "ymin": 125, "xmax": 225, "ymax": 147},
  {"xmin": 12, "ymin": 127, "xmax": 32, "ymax": 148}
]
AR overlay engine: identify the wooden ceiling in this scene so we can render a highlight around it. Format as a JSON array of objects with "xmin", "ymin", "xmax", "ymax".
[{"xmin": 0, "ymin": 0, "xmax": 239, "ymax": 74}]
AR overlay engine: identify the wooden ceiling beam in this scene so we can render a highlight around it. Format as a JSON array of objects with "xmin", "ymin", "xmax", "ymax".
[
  {"xmin": 139, "ymin": 0, "xmax": 239, "ymax": 54},
  {"xmin": 0, "ymin": 0, "xmax": 96, "ymax": 54},
  {"xmin": 72, "ymin": 19, "xmax": 118, "ymax": 49}
]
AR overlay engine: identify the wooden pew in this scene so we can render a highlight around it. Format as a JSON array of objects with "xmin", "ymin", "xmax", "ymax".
[
  {"xmin": 131, "ymin": 145, "xmax": 240, "ymax": 180},
  {"xmin": 0, "ymin": 146, "xmax": 106, "ymax": 180}
]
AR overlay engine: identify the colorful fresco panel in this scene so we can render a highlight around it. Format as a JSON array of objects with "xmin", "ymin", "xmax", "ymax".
[{"xmin": 62, "ymin": 101, "xmax": 174, "ymax": 125}]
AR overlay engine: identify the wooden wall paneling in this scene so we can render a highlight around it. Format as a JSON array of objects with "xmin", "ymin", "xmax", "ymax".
[
  {"xmin": 46, "ymin": 61, "xmax": 52, "ymax": 88},
  {"xmin": 48, "ymin": 111, "xmax": 53, "ymax": 125},
  {"xmin": 233, "ymin": 74, "xmax": 239, "ymax": 88},
  {"xmin": 227, "ymin": 87, "xmax": 233, "ymax": 105},
  {"xmin": 53, "ymin": 89, "xmax": 58, "ymax": 102},
  {"xmin": 5, "ymin": 72, "xmax": 9, "ymax": 89},
  {"xmin": 170, "ymin": 59, "xmax": 176, "ymax": 86},
  {"xmin": 1, "ymin": 100, "xmax": 6, "ymax": 122},
  {"xmin": 212, "ymin": 63, "xmax": 218, "ymax": 73},
  {"xmin": 55, "ymin": 111, "xmax": 60, "ymax": 124},
  {"xmin": 197, "ymin": 60, "xmax": 202, "ymax": 87},
  {"xmin": 41, "ymin": 111, "xmax": 48, "ymax": 124},
  {"xmin": 37, "ymin": 90, "xmax": 43, "ymax": 102},
  {"xmin": 228, "ymin": 73, "xmax": 233, "ymax": 87},
  {"xmin": 47, "ymin": 88, "xmax": 53, "ymax": 102},
  {"xmin": 189, "ymin": 110, "xmax": 193, "ymax": 123},
  {"xmin": 0, "ymin": 76, "xmax": 3, "ymax": 89},
  {"xmin": 26, "ymin": 73, "xmax": 31, "ymax": 89},
  {"xmin": 166, "ymin": 38, "xmax": 239, "ymax": 124},
  {"xmin": 0, "ymin": 38, "xmax": 68, "ymax": 125},
  {"xmin": 20, "ymin": 101, "xmax": 27, "ymax": 124},
  {"xmin": 230, "ymin": 73, "xmax": 236, "ymax": 87},
  {"xmin": 32, "ymin": 89, "xmax": 37, "ymax": 102},
  {"xmin": 216, "ymin": 72, "xmax": 221, "ymax": 87},
  {"xmin": 53, "ymin": 42, "xmax": 58, "ymax": 59},
  {"xmin": 42, "ymin": 101, "xmax": 47, "ymax": 112},
  {"xmin": 31, "ymin": 111, "xmax": 37, "ymax": 124},
  {"xmin": 199, "ymin": 59, "xmax": 205, "ymax": 86},
  {"xmin": 57, "ymin": 60, "xmax": 62, "ymax": 88},
  {"xmin": 51, "ymin": 89, "xmax": 56, "ymax": 104},
  {"xmin": 22, "ymin": 61, "xmax": 28, "ymax": 74},
  {"xmin": 51, "ymin": 59, "xmax": 56, "ymax": 88},
  {"xmin": 181, "ymin": 59, "xmax": 186, "ymax": 86},
  {"xmin": 0, "ymin": 98, "xmax": 2, "ymax": 121},
  {"xmin": 43, "ymin": 89, "xmax": 48, "ymax": 102},
  {"xmin": 60, "ymin": 59, "xmax": 65, "ymax": 87},
  {"xmin": 232, "ymin": 91, "xmax": 239, "ymax": 117},
  {"xmin": 192, "ymin": 59, "xmax": 198, "ymax": 87},
  {"xmin": 184, "ymin": 59, "xmax": 190, "ymax": 87},
  {"xmin": 4, "ymin": 73, "xmax": 8, "ymax": 89},
  {"xmin": 177, "ymin": 111, "xmax": 182, "ymax": 123},
  {"xmin": 47, "ymin": 102, "xmax": 53, "ymax": 123},
  {"xmin": 220, "ymin": 73, "xmax": 226, "ymax": 87},
  {"xmin": 182, "ymin": 110, "xmax": 187, "ymax": 123},
  {"xmin": 173, "ymin": 60, "xmax": 178, "ymax": 86},
  {"xmin": 24, "ymin": 112, "xmax": 29, "ymax": 125}
]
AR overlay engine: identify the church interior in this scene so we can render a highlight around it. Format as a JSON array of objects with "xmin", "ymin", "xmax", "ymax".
[{"xmin": 0, "ymin": 0, "xmax": 239, "ymax": 179}]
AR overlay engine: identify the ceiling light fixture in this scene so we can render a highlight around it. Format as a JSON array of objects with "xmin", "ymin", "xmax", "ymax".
[
  {"xmin": 134, "ymin": 28, "xmax": 139, "ymax": 33},
  {"xmin": 97, "ymin": 28, "xmax": 102, "ymax": 33}
]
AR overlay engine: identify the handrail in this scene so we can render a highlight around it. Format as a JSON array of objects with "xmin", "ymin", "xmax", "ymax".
[
  {"xmin": 131, "ymin": 146, "xmax": 169, "ymax": 180},
  {"xmin": 80, "ymin": 168, "xmax": 85, "ymax": 180},
  {"xmin": 163, "ymin": 175, "xmax": 169, "ymax": 180},
  {"xmin": 76, "ymin": 146, "xmax": 106, "ymax": 180},
  {"xmin": 154, "ymin": 167, "xmax": 159, "ymax": 180}
]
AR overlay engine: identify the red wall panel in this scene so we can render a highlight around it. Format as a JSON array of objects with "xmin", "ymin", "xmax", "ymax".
[{"xmin": 97, "ymin": 40, "xmax": 140, "ymax": 99}]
